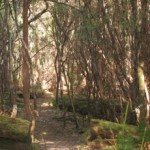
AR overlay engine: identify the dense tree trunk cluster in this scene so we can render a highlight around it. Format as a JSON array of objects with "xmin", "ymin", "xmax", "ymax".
[{"xmin": 51, "ymin": 0, "xmax": 150, "ymax": 125}]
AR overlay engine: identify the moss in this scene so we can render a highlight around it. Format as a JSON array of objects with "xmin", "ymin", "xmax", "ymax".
[
  {"xmin": 31, "ymin": 143, "xmax": 41, "ymax": 150},
  {"xmin": 87, "ymin": 119, "xmax": 150, "ymax": 149},
  {"xmin": 91, "ymin": 119, "xmax": 138, "ymax": 135},
  {"xmin": 0, "ymin": 115, "xmax": 30, "ymax": 142},
  {"xmin": 81, "ymin": 129, "xmax": 90, "ymax": 143}
]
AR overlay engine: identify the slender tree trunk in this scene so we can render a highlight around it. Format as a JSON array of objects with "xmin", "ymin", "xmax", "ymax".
[
  {"xmin": 22, "ymin": 0, "xmax": 31, "ymax": 120},
  {"xmin": 137, "ymin": 62, "xmax": 147, "ymax": 125},
  {"xmin": 137, "ymin": 0, "xmax": 148, "ymax": 126}
]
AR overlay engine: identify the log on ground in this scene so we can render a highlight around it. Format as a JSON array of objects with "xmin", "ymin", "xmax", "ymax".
[
  {"xmin": 86, "ymin": 119, "xmax": 150, "ymax": 149},
  {"xmin": 0, "ymin": 115, "xmax": 31, "ymax": 142},
  {"xmin": 89, "ymin": 119, "xmax": 138, "ymax": 140}
]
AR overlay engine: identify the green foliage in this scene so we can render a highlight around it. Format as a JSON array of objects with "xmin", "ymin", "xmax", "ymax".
[
  {"xmin": 52, "ymin": 95, "xmax": 89, "ymax": 114},
  {"xmin": 0, "ymin": 94, "xmax": 11, "ymax": 111},
  {"xmin": 117, "ymin": 104, "xmax": 139, "ymax": 149},
  {"xmin": 81, "ymin": 129, "xmax": 90, "ymax": 143},
  {"xmin": 31, "ymin": 143, "xmax": 41, "ymax": 150},
  {"xmin": 140, "ymin": 127, "xmax": 147, "ymax": 150},
  {"xmin": 53, "ymin": 95, "xmax": 138, "ymax": 125},
  {"xmin": 117, "ymin": 103, "xmax": 137, "ymax": 149},
  {"xmin": 31, "ymin": 82, "xmax": 44, "ymax": 97},
  {"xmin": 117, "ymin": 134, "xmax": 137, "ymax": 150},
  {"xmin": 50, "ymin": 98, "xmax": 58, "ymax": 108},
  {"xmin": 138, "ymin": 124, "xmax": 150, "ymax": 148},
  {"xmin": 122, "ymin": 102, "xmax": 129, "ymax": 132}
]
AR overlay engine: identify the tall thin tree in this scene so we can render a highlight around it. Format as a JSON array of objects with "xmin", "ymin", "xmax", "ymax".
[{"xmin": 22, "ymin": 0, "xmax": 31, "ymax": 120}]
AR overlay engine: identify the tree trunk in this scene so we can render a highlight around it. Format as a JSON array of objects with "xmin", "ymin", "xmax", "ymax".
[
  {"xmin": 137, "ymin": 62, "xmax": 147, "ymax": 125},
  {"xmin": 22, "ymin": 0, "xmax": 31, "ymax": 120},
  {"xmin": 137, "ymin": 0, "xmax": 148, "ymax": 126}
]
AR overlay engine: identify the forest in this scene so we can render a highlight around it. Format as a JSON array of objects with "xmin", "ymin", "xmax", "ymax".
[{"xmin": 0, "ymin": 0, "xmax": 150, "ymax": 149}]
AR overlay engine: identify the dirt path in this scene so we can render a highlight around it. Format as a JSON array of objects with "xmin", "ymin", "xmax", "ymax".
[{"xmin": 35, "ymin": 93, "xmax": 84, "ymax": 150}]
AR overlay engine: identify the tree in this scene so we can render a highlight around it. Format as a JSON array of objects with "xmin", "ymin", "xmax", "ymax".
[{"xmin": 22, "ymin": 0, "xmax": 31, "ymax": 120}]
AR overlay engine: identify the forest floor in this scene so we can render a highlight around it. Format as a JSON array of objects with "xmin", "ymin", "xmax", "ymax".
[{"xmin": 35, "ymin": 91, "xmax": 89, "ymax": 150}]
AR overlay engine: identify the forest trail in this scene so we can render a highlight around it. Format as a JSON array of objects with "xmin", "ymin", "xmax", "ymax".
[{"xmin": 35, "ymin": 92, "xmax": 84, "ymax": 150}]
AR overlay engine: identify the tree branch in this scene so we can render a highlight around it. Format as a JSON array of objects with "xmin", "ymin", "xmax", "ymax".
[
  {"xmin": 17, "ymin": 0, "xmax": 49, "ymax": 33},
  {"xmin": 13, "ymin": 43, "xmax": 50, "ymax": 73},
  {"xmin": 28, "ymin": 0, "xmax": 49, "ymax": 24},
  {"xmin": 47, "ymin": 0, "xmax": 82, "ymax": 12}
]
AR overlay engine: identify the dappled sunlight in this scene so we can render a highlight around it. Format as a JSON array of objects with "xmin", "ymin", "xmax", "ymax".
[
  {"xmin": 40, "ymin": 139, "xmax": 81, "ymax": 150},
  {"xmin": 44, "ymin": 90, "xmax": 55, "ymax": 98},
  {"xmin": 45, "ymin": 141, "xmax": 55, "ymax": 144},
  {"xmin": 35, "ymin": 95, "xmax": 83, "ymax": 150},
  {"xmin": 41, "ymin": 102, "xmax": 49, "ymax": 107},
  {"xmin": 42, "ymin": 131, "xmax": 47, "ymax": 135}
]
